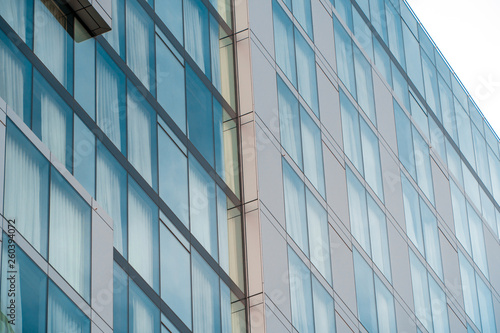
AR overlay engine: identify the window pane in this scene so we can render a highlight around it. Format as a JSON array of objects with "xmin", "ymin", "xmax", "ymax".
[
  {"xmin": 4, "ymin": 121, "xmax": 49, "ymax": 256},
  {"xmin": 74, "ymin": 114, "xmax": 96, "ymax": 199},
  {"xmin": 354, "ymin": 45, "xmax": 376, "ymax": 124},
  {"xmin": 306, "ymin": 190, "xmax": 331, "ymax": 283},
  {"xmin": 127, "ymin": 83, "xmax": 157, "ymax": 188},
  {"xmin": 192, "ymin": 251, "xmax": 221, "ymax": 333},
  {"xmin": 340, "ymin": 90, "xmax": 363, "ymax": 172},
  {"xmin": 126, "ymin": 0, "xmax": 155, "ymax": 93},
  {"xmin": 49, "ymin": 168, "xmax": 91, "ymax": 300},
  {"xmin": 334, "ymin": 0, "xmax": 352, "ymax": 30},
  {"xmin": 128, "ymin": 178, "xmax": 159, "ymax": 291},
  {"xmin": 353, "ymin": 249, "xmax": 378, "ymax": 333},
  {"xmin": 160, "ymin": 222, "xmax": 192, "ymax": 328},
  {"xmin": 360, "ymin": 118, "xmax": 383, "ymax": 200},
  {"xmin": 420, "ymin": 198, "xmax": 443, "ymax": 280},
  {"xmin": 421, "ymin": 52, "xmax": 440, "ymax": 115},
  {"xmin": 187, "ymin": 65, "xmax": 214, "ymax": 165},
  {"xmin": 409, "ymin": 251, "xmax": 432, "ymax": 332},
  {"xmin": 97, "ymin": 142, "xmax": 128, "ymax": 257},
  {"xmin": 114, "ymin": 262, "xmax": 129, "ymax": 333},
  {"xmin": 129, "ymin": 279, "xmax": 160, "ymax": 333},
  {"xmin": 1, "ymin": 239, "xmax": 47, "ymax": 332},
  {"xmin": 370, "ymin": 0, "xmax": 387, "ymax": 43},
  {"xmin": 296, "ymin": 32, "xmax": 319, "ymax": 116},
  {"xmin": 33, "ymin": 70, "xmax": 73, "ymax": 171},
  {"xmin": 413, "ymin": 129, "xmax": 434, "ymax": 203},
  {"xmin": 459, "ymin": 253, "xmax": 481, "ymax": 327},
  {"xmin": 273, "ymin": 1, "xmax": 296, "ymax": 85},
  {"xmin": 0, "ymin": 29, "xmax": 32, "ymax": 124},
  {"xmin": 75, "ymin": 26, "xmax": 95, "ymax": 119},
  {"xmin": 48, "ymin": 280, "xmax": 90, "ymax": 333},
  {"xmin": 368, "ymin": 196, "xmax": 391, "ymax": 281},
  {"xmin": 334, "ymin": 18, "xmax": 356, "ymax": 98},
  {"xmin": 312, "ymin": 277, "xmax": 335, "ymax": 333},
  {"xmin": 392, "ymin": 62, "xmax": 410, "ymax": 110},
  {"xmin": 347, "ymin": 168, "xmax": 370, "ymax": 255},
  {"xmin": 394, "ymin": 101, "xmax": 416, "ymax": 178},
  {"xmin": 463, "ymin": 164, "xmax": 480, "ymax": 209},
  {"xmin": 410, "ymin": 93, "xmax": 429, "ymax": 139},
  {"xmin": 184, "ymin": 0, "xmax": 210, "ymax": 77},
  {"xmin": 156, "ymin": 0, "xmax": 183, "ymax": 43},
  {"xmin": 34, "ymin": 0, "xmax": 73, "ymax": 91},
  {"xmin": 373, "ymin": 38, "xmax": 392, "ymax": 87},
  {"xmin": 477, "ymin": 274, "xmax": 497, "ymax": 333},
  {"xmin": 353, "ymin": 10, "xmax": 373, "ymax": 60},
  {"xmin": 0, "ymin": 0, "xmax": 33, "ymax": 46},
  {"xmin": 428, "ymin": 275, "xmax": 450, "ymax": 333},
  {"xmin": 385, "ymin": 2, "xmax": 405, "ymax": 68},
  {"xmin": 189, "ymin": 156, "xmax": 218, "ymax": 259},
  {"xmin": 446, "ymin": 139, "xmax": 463, "ymax": 186},
  {"xmin": 301, "ymin": 108, "xmax": 325, "ymax": 196},
  {"xmin": 283, "ymin": 159, "xmax": 308, "ymax": 255},
  {"xmin": 438, "ymin": 77, "xmax": 458, "ymax": 142},
  {"xmin": 288, "ymin": 247, "xmax": 314, "ymax": 333},
  {"xmin": 402, "ymin": 174, "xmax": 424, "ymax": 253},
  {"xmin": 97, "ymin": 45, "xmax": 127, "ymax": 154},
  {"xmin": 158, "ymin": 127, "xmax": 189, "ymax": 226},
  {"xmin": 467, "ymin": 203, "xmax": 488, "ymax": 278},
  {"xmin": 374, "ymin": 276, "xmax": 397, "ymax": 333},
  {"xmin": 402, "ymin": 24, "xmax": 423, "ymax": 93},
  {"xmin": 105, "ymin": 0, "xmax": 126, "ymax": 58},
  {"xmin": 278, "ymin": 76, "xmax": 302, "ymax": 167},
  {"xmin": 450, "ymin": 181, "xmax": 471, "ymax": 253},
  {"xmin": 291, "ymin": 0, "xmax": 313, "ymax": 37}
]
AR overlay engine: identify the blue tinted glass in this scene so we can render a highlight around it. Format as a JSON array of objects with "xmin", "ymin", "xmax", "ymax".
[
  {"xmin": 127, "ymin": 0, "xmax": 155, "ymax": 93},
  {"xmin": 374, "ymin": 276, "xmax": 397, "ymax": 333},
  {"xmin": 353, "ymin": 9, "xmax": 373, "ymax": 60},
  {"xmin": 32, "ymin": 70, "xmax": 73, "ymax": 172},
  {"xmin": 295, "ymin": 31, "xmax": 319, "ymax": 116},
  {"xmin": 97, "ymin": 142, "xmax": 128, "ymax": 257},
  {"xmin": 385, "ymin": 1, "xmax": 405, "ymax": 68},
  {"xmin": 402, "ymin": 23, "xmax": 424, "ymax": 93},
  {"xmin": 409, "ymin": 251, "xmax": 432, "ymax": 332},
  {"xmin": 156, "ymin": 0, "xmax": 183, "ymax": 43},
  {"xmin": 421, "ymin": 52, "xmax": 440, "ymax": 116},
  {"xmin": 370, "ymin": 0, "xmax": 388, "ymax": 43},
  {"xmin": 189, "ymin": 156, "xmax": 218, "ymax": 259},
  {"xmin": 391, "ymin": 62, "xmax": 410, "ymax": 110},
  {"xmin": 48, "ymin": 280, "xmax": 90, "ymax": 333},
  {"xmin": 312, "ymin": 277, "xmax": 335, "ymax": 333},
  {"xmin": 401, "ymin": 173, "xmax": 424, "ymax": 253},
  {"xmin": 334, "ymin": 0, "xmax": 352, "ymax": 30},
  {"xmin": 301, "ymin": 108, "xmax": 325, "ymax": 195},
  {"xmin": 334, "ymin": 18, "xmax": 356, "ymax": 98},
  {"xmin": 306, "ymin": 190, "xmax": 331, "ymax": 282},
  {"xmin": 128, "ymin": 178, "xmax": 160, "ymax": 291},
  {"xmin": 34, "ymin": 0, "xmax": 74, "ymax": 92},
  {"xmin": 394, "ymin": 101, "xmax": 416, "ymax": 178},
  {"xmin": 450, "ymin": 181, "xmax": 471, "ymax": 253},
  {"xmin": 75, "ymin": 35, "xmax": 95, "ymax": 119},
  {"xmin": 292, "ymin": 0, "xmax": 313, "ymax": 38},
  {"xmin": 420, "ymin": 198, "xmax": 443, "ymax": 279},
  {"xmin": 288, "ymin": 247, "xmax": 314, "ymax": 333},
  {"xmin": 0, "ymin": 29, "xmax": 32, "ymax": 125},
  {"xmin": 438, "ymin": 76, "xmax": 458, "ymax": 142},
  {"xmin": 278, "ymin": 76, "xmax": 302, "ymax": 167},
  {"xmin": 353, "ymin": 249, "xmax": 378, "ymax": 333},
  {"xmin": 282, "ymin": 159, "xmax": 308, "ymax": 255},
  {"xmin": 114, "ymin": 262, "xmax": 129, "ymax": 333},
  {"xmin": 192, "ymin": 251, "xmax": 221, "ymax": 333},
  {"xmin": 458, "ymin": 253, "xmax": 481, "ymax": 328},
  {"xmin": 156, "ymin": 36, "xmax": 186, "ymax": 133},
  {"xmin": 106, "ymin": 0, "xmax": 126, "ymax": 58},
  {"xmin": 184, "ymin": 0, "xmax": 210, "ymax": 77},
  {"xmin": 476, "ymin": 274, "xmax": 497, "ymax": 333},
  {"xmin": 129, "ymin": 279, "xmax": 161, "ymax": 333},
  {"xmin": 413, "ymin": 129, "xmax": 434, "ymax": 203},
  {"xmin": 4, "ymin": 120, "xmax": 50, "ymax": 257},
  {"xmin": 360, "ymin": 118, "xmax": 383, "ymax": 200},
  {"xmin": 160, "ymin": 223, "xmax": 192, "ymax": 328},
  {"xmin": 346, "ymin": 167, "xmax": 371, "ymax": 255},
  {"xmin": 73, "ymin": 116, "xmax": 95, "ymax": 197},
  {"xmin": 428, "ymin": 274, "xmax": 450, "ymax": 333},
  {"xmin": 158, "ymin": 127, "xmax": 189, "ymax": 226},
  {"xmin": 373, "ymin": 38, "xmax": 392, "ymax": 87},
  {"xmin": 187, "ymin": 65, "xmax": 214, "ymax": 165},
  {"xmin": 467, "ymin": 203, "xmax": 488, "ymax": 278},
  {"xmin": 340, "ymin": 90, "xmax": 363, "ymax": 172},
  {"xmin": 0, "ymin": 0, "xmax": 33, "ymax": 47},
  {"xmin": 273, "ymin": 1, "xmax": 297, "ymax": 85},
  {"xmin": 353, "ymin": 45, "xmax": 376, "ymax": 124},
  {"xmin": 97, "ymin": 45, "xmax": 127, "ymax": 154},
  {"xmin": 49, "ymin": 168, "xmax": 91, "ymax": 300},
  {"xmin": 367, "ymin": 196, "xmax": 391, "ymax": 281},
  {"xmin": 1, "ymin": 237, "xmax": 47, "ymax": 332},
  {"xmin": 127, "ymin": 83, "xmax": 158, "ymax": 189}
]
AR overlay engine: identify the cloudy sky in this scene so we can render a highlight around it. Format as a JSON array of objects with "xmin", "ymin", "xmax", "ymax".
[{"xmin": 406, "ymin": 0, "xmax": 500, "ymax": 137}]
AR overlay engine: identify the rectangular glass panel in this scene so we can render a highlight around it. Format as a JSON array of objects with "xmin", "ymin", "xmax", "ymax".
[
  {"xmin": 48, "ymin": 281, "xmax": 90, "ymax": 333},
  {"xmin": 402, "ymin": 174, "xmax": 424, "ymax": 253},
  {"xmin": 312, "ymin": 277, "xmax": 335, "ymax": 333},
  {"xmin": 385, "ymin": 1, "xmax": 405, "ymax": 68},
  {"xmin": 477, "ymin": 274, "xmax": 497, "ymax": 333},
  {"xmin": 296, "ymin": 31, "xmax": 319, "ymax": 116},
  {"xmin": 353, "ymin": 249, "xmax": 378, "ymax": 333},
  {"xmin": 368, "ymin": 196, "xmax": 391, "ymax": 281},
  {"xmin": 114, "ymin": 262, "xmax": 129, "ymax": 333},
  {"xmin": 278, "ymin": 76, "xmax": 302, "ymax": 167},
  {"xmin": 291, "ymin": 0, "xmax": 313, "ymax": 37},
  {"xmin": 129, "ymin": 279, "xmax": 160, "ymax": 333},
  {"xmin": 450, "ymin": 181, "xmax": 471, "ymax": 254},
  {"xmin": 184, "ymin": 0, "xmax": 210, "ymax": 77},
  {"xmin": 420, "ymin": 198, "xmax": 443, "ymax": 280},
  {"xmin": 288, "ymin": 247, "xmax": 314, "ymax": 333},
  {"xmin": 360, "ymin": 119, "xmax": 383, "ymax": 200},
  {"xmin": 413, "ymin": 128, "xmax": 434, "ymax": 204},
  {"xmin": 156, "ymin": 0, "xmax": 183, "ymax": 43},
  {"xmin": 353, "ymin": 10, "xmax": 373, "ymax": 60},
  {"xmin": 428, "ymin": 275, "xmax": 450, "ymax": 333},
  {"xmin": 374, "ymin": 276, "xmax": 397, "ymax": 333},
  {"xmin": 340, "ymin": 90, "xmax": 363, "ymax": 173},
  {"xmin": 394, "ymin": 102, "xmax": 416, "ymax": 178},
  {"xmin": 458, "ymin": 253, "xmax": 481, "ymax": 328},
  {"xmin": 334, "ymin": 18, "xmax": 356, "ymax": 98},
  {"xmin": 347, "ymin": 168, "xmax": 370, "ymax": 255},
  {"xmin": 105, "ymin": 0, "xmax": 125, "ymax": 58},
  {"xmin": 354, "ymin": 45, "xmax": 376, "ymax": 124},
  {"xmin": 409, "ymin": 251, "xmax": 432, "ymax": 332},
  {"xmin": 467, "ymin": 203, "xmax": 489, "ymax": 278},
  {"xmin": 402, "ymin": 22, "xmax": 423, "ymax": 92},
  {"xmin": 421, "ymin": 52, "xmax": 440, "ymax": 116},
  {"xmin": 301, "ymin": 108, "xmax": 325, "ymax": 196},
  {"xmin": 273, "ymin": 1, "xmax": 297, "ymax": 85},
  {"xmin": 74, "ymin": 30, "xmax": 95, "ymax": 119}
]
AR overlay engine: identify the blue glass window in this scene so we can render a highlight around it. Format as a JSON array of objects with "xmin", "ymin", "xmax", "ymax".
[
  {"xmin": 340, "ymin": 90, "xmax": 363, "ymax": 172},
  {"xmin": 353, "ymin": 249, "xmax": 378, "ymax": 333},
  {"xmin": 334, "ymin": 18, "xmax": 356, "ymax": 98},
  {"xmin": 312, "ymin": 277, "xmax": 336, "ymax": 333},
  {"xmin": 394, "ymin": 101, "xmax": 416, "ymax": 178},
  {"xmin": 278, "ymin": 76, "xmax": 302, "ymax": 167},
  {"xmin": 353, "ymin": 45, "xmax": 376, "ymax": 124},
  {"xmin": 184, "ymin": 0, "xmax": 210, "ymax": 77},
  {"xmin": 156, "ymin": 35, "xmax": 186, "ymax": 133},
  {"xmin": 129, "ymin": 279, "xmax": 161, "ymax": 333},
  {"xmin": 73, "ymin": 115, "xmax": 96, "ymax": 197},
  {"xmin": 334, "ymin": 0, "xmax": 352, "ymax": 30},
  {"xmin": 49, "ymin": 168, "xmax": 91, "ymax": 300},
  {"xmin": 97, "ymin": 45, "xmax": 127, "ymax": 154},
  {"xmin": 373, "ymin": 40, "xmax": 391, "ymax": 87},
  {"xmin": 0, "ymin": 0, "xmax": 33, "ymax": 47},
  {"xmin": 114, "ymin": 262, "xmax": 129, "ymax": 333},
  {"xmin": 105, "ymin": 0, "xmax": 126, "ymax": 58},
  {"xmin": 301, "ymin": 108, "xmax": 325, "ymax": 196},
  {"xmin": 360, "ymin": 118, "xmax": 383, "ymax": 200},
  {"xmin": 291, "ymin": 0, "xmax": 313, "ymax": 38},
  {"xmin": 288, "ymin": 247, "xmax": 314, "ymax": 333},
  {"xmin": 295, "ymin": 32, "xmax": 319, "ymax": 116},
  {"xmin": 74, "ymin": 33, "xmax": 96, "ymax": 119},
  {"xmin": 4, "ymin": 121, "xmax": 49, "ymax": 257},
  {"xmin": 156, "ymin": 0, "xmax": 183, "ymax": 43},
  {"xmin": 47, "ymin": 280, "xmax": 90, "ymax": 333},
  {"xmin": 385, "ymin": 1, "xmax": 405, "ymax": 68},
  {"xmin": 273, "ymin": 1, "xmax": 297, "ymax": 85},
  {"xmin": 353, "ymin": 10, "xmax": 373, "ymax": 60},
  {"xmin": 0, "ymin": 29, "xmax": 32, "ymax": 124}
]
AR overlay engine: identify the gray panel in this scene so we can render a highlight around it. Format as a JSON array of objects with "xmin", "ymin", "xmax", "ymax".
[
  {"xmin": 248, "ymin": 0, "xmax": 275, "ymax": 58},
  {"xmin": 261, "ymin": 211, "xmax": 292, "ymax": 320},
  {"xmin": 431, "ymin": 157, "xmax": 455, "ymax": 233},
  {"xmin": 317, "ymin": 68, "xmax": 342, "ymax": 147},
  {"xmin": 387, "ymin": 221, "xmax": 414, "ymax": 310},
  {"xmin": 379, "ymin": 146, "xmax": 405, "ymax": 229},
  {"xmin": 335, "ymin": 311, "xmax": 356, "ymax": 333},
  {"xmin": 265, "ymin": 303, "xmax": 292, "ymax": 333},
  {"xmin": 448, "ymin": 306, "xmax": 467, "ymax": 333},
  {"xmin": 395, "ymin": 301, "xmax": 416, "ymax": 333},
  {"xmin": 484, "ymin": 228, "xmax": 500, "ymax": 294},
  {"xmin": 372, "ymin": 74, "xmax": 397, "ymax": 154},
  {"xmin": 330, "ymin": 225, "xmax": 357, "ymax": 314},
  {"xmin": 439, "ymin": 230, "xmax": 464, "ymax": 308},
  {"xmin": 251, "ymin": 41, "xmax": 280, "ymax": 140},
  {"xmin": 256, "ymin": 122, "xmax": 286, "ymax": 228},
  {"xmin": 91, "ymin": 210, "xmax": 114, "ymax": 328},
  {"xmin": 311, "ymin": 0, "xmax": 336, "ymax": 71}
]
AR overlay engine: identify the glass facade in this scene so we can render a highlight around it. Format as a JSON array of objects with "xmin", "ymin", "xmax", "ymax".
[{"xmin": 0, "ymin": 0, "xmax": 498, "ymax": 332}]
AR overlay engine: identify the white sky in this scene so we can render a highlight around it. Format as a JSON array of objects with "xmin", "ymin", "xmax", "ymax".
[{"xmin": 406, "ymin": 0, "xmax": 500, "ymax": 138}]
